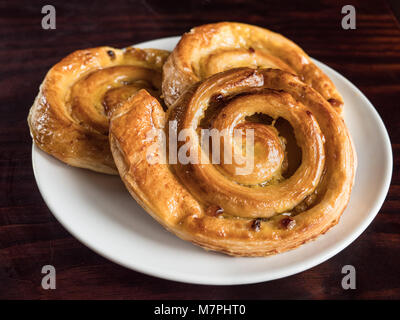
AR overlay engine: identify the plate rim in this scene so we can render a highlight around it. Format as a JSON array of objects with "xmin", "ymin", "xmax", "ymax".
[{"xmin": 31, "ymin": 36, "xmax": 393, "ymax": 285}]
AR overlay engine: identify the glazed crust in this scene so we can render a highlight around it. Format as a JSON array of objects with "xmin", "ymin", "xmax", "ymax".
[
  {"xmin": 110, "ymin": 68, "xmax": 356, "ymax": 256},
  {"xmin": 28, "ymin": 46, "xmax": 169, "ymax": 174},
  {"xmin": 162, "ymin": 22, "xmax": 343, "ymax": 111}
]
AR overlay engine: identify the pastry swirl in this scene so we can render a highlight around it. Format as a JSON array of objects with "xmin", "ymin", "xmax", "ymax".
[
  {"xmin": 162, "ymin": 22, "xmax": 343, "ymax": 111},
  {"xmin": 109, "ymin": 68, "xmax": 356, "ymax": 256},
  {"xmin": 28, "ymin": 46, "xmax": 169, "ymax": 174}
]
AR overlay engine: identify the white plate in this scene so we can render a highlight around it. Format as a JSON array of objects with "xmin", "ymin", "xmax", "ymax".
[{"xmin": 32, "ymin": 36, "xmax": 393, "ymax": 285}]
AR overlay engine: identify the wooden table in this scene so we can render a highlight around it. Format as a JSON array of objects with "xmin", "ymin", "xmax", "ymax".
[{"xmin": 0, "ymin": 0, "xmax": 399, "ymax": 299}]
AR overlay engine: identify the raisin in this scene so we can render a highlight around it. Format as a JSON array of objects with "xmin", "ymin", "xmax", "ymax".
[
  {"xmin": 328, "ymin": 98, "xmax": 341, "ymax": 108},
  {"xmin": 211, "ymin": 93, "xmax": 224, "ymax": 103},
  {"xmin": 251, "ymin": 218, "xmax": 261, "ymax": 232},
  {"xmin": 107, "ymin": 50, "xmax": 116, "ymax": 60},
  {"xmin": 281, "ymin": 217, "xmax": 296, "ymax": 230}
]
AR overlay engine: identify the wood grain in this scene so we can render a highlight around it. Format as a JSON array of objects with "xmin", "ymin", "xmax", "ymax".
[{"xmin": 0, "ymin": 0, "xmax": 399, "ymax": 299}]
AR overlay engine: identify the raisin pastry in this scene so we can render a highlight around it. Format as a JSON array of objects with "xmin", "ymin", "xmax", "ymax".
[
  {"xmin": 162, "ymin": 22, "xmax": 343, "ymax": 111},
  {"xmin": 28, "ymin": 47, "xmax": 169, "ymax": 174},
  {"xmin": 109, "ymin": 68, "xmax": 356, "ymax": 256}
]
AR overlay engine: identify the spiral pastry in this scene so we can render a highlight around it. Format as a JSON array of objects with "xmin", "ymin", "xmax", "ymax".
[
  {"xmin": 28, "ymin": 46, "xmax": 169, "ymax": 174},
  {"xmin": 110, "ymin": 68, "xmax": 356, "ymax": 256},
  {"xmin": 162, "ymin": 22, "xmax": 343, "ymax": 112}
]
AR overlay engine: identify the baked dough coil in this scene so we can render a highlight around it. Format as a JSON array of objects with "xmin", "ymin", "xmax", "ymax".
[
  {"xmin": 162, "ymin": 22, "xmax": 343, "ymax": 111},
  {"xmin": 110, "ymin": 68, "xmax": 356, "ymax": 256},
  {"xmin": 28, "ymin": 47, "xmax": 169, "ymax": 174}
]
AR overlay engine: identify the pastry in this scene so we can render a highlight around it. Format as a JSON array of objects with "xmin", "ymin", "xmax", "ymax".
[
  {"xmin": 162, "ymin": 22, "xmax": 343, "ymax": 111},
  {"xmin": 109, "ymin": 68, "xmax": 356, "ymax": 256},
  {"xmin": 28, "ymin": 46, "xmax": 169, "ymax": 174}
]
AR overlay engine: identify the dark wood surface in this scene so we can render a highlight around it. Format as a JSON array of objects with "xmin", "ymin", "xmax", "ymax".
[{"xmin": 0, "ymin": 0, "xmax": 399, "ymax": 299}]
